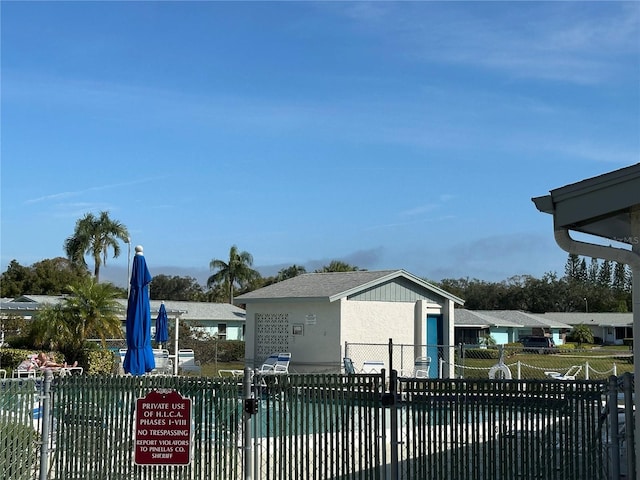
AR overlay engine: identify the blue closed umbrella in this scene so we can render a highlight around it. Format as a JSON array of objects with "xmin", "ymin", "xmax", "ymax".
[
  {"xmin": 155, "ymin": 301, "xmax": 169, "ymax": 348},
  {"xmin": 123, "ymin": 246, "xmax": 155, "ymax": 376}
]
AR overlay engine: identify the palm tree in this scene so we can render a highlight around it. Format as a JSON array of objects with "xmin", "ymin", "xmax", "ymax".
[
  {"xmin": 207, "ymin": 245, "xmax": 260, "ymax": 304},
  {"xmin": 30, "ymin": 278, "xmax": 124, "ymax": 360},
  {"xmin": 276, "ymin": 264, "xmax": 307, "ymax": 282},
  {"xmin": 64, "ymin": 211, "xmax": 130, "ymax": 283},
  {"xmin": 315, "ymin": 260, "xmax": 361, "ymax": 273}
]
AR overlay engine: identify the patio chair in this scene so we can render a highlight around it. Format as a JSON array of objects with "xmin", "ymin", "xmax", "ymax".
[
  {"xmin": 414, "ymin": 356, "xmax": 431, "ymax": 378},
  {"xmin": 177, "ymin": 349, "xmax": 202, "ymax": 375},
  {"xmin": 118, "ymin": 348, "xmax": 127, "ymax": 374},
  {"xmin": 151, "ymin": 349, "xmax": 173, "ymax": 375},
  {"xmin": 343, "ymin": 357, "xmax": 356, "ymax": 375},
  {"xmin": 60, "ymin": 366, "xmax": 84, "ymax": 376},
  {"xmin": 218, "ymin": 369, "xmax": 244, "ymax": 378},
  {"xmin": 362, "ymin": 360, "xmax": 384, "ymax": 374},
  {"xmin": 544, "ymin": 365, "xmax": 582, "ymax": 380},
  {"xmin": 259, "ymin": 353, "xmax": 291, "ymax": 373}
]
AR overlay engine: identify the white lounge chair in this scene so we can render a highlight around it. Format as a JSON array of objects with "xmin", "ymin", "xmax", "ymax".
[
  {"xmin": 219, "ymin": 368, "xmax": 244, "ymax": 378},
  {"xmin": 259, "ymin": 353, "xmax": 291, "ymax": 373},
  {"xmin": 151, "ymin": 349, "xmax": 173, "ymax": 375},
  {"xmin": 414, "ymin": 356, "xmax": 431, "ymax": 378},
  {"xmin": 545, "ymin": 365, "xmax": 582, "ymax": 380},
  {"xmin": 118, "ymin": 348, "xmax": 127, "ymax": 374},
  {"xmin": 362, "ymin": 360, "xmax": 384, "ymax": 374},
  {"xmin": 177, "ymin": 349, "xmax": 202, "ymax": 375}
]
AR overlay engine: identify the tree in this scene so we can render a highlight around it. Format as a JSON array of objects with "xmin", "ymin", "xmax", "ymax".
[
  {"xmin": 207, "ymin": 245, "xmax": 261, "ymax": 304},
  {"xmin": 564, "ymin": 253, "xmax": 582, "ymax": 282},
  {"xmin": 64, "ymin": 211, "xmax": 130, "ymax": 283},
  {"xmin": 30, "ymin": 257, "xmax": 90, "ymax": 294},
  {"xmin": 150, "ymin": 274, "xmax": 205, "ymax": 301},
  {"xmin": 314, "ymin": 261, "xmax": 361, "ymax": 273},
  {"xmin": 612, "ymin": 262, "xmax": 628, "ymax": 292},
  {"xmin": 0, "ymin": 258, "xmax": 89, "ymax": 297},
  {"xmin": 597, "ymin": 259, "xmax": 612, "ymax": 288},
  {"xmin": 578, "ymin": 258, "xmax": 588, "ymax": 283},
  {"xmin": 30, "ymin": 278, "xmax": 124, "ymax": 360},
  {"xmin": 0, "ymin": 260, "xmax": 36, "ymax": 297},
  {"xmin": 568, "ymin": 323, "xmax": 594, "ymax": 347},
  {"xmin": 588, "ymin": 258, "xmax": 598, "ymax": 285},
  {"xmin": 276, "ymin": 265, "xmax": 307, "ymax": 281}
]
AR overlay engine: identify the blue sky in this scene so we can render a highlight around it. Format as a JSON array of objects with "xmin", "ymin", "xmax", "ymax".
[{"xmin": 2, "ymin": 1, "xmax": 639, "ymax": 288}]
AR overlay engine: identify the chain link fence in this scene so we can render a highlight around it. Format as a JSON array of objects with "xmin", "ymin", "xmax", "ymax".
[{"xmin": 345, "ymin": 340, "xmax": 634, "ymax": 380}]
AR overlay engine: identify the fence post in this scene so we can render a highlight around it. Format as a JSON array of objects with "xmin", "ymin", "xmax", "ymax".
[
  {"xmin": 608, "ymin": 375, "xmax": 620, "ymax": 480},
  {"xmin": 622, "ymin": 373, "xmax": 635, "ymax": 479},
  {"xmin": 388, "ymin": 368, "xmax": 398, "ymax": 480},
  {"xmin": 613, "ymin": 362, "xmax": 617, "ymax": 376},
  {"xmin": 243, "ymin": 367, "xmax": 254, "ymax": 480},
  {"xmin": 517, "ymin": 361, "xmax": 521, "ymax": 380},
  {"xmin": 38, "ymin": 369, "xmax": 53, "ymax": 480},
  {"xmin": 585, "ymin": 361, "xmax": 590, "ymax": 380}
]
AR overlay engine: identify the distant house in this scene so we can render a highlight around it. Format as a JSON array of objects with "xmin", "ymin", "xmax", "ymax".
[
  {"xmin": 541, "ymin": 312, "xmax": 633, "ymax": 345},
  {"xmin": 454, "ymin": 309, "xmax": 523, "ymax": 345},
  {"xmin": 454, "ymin": 309, "xmax": 572, "ymax": 345},
  {"xmin": 0, "ymin": 295, "xmax": 246, "ymax": 341},
  {"xmin": 235, "ymin": 269, "xmax": 464, "ymax": 376},
  {"xmin": 158, "ymin": 300, "xmax": 246, "ymax": 341}
]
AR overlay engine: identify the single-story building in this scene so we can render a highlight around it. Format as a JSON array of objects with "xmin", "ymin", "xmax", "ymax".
[
  {"xmin": 0, "ymin": 295, "xmax": 246, "ymax": 341},
  {"xmin": 234, "ymin": 269, "xmax": 464, "ymax": 376},
  {"xmin": 541, "ymin": 312, "xmax": 633, "ymax": 345},
  {"xmin": 454, "ymin": 309, "xmax": 572, "ymax": 345},
  {"xmin": 454, "ymin": 309, "xmax": 523, "ymax": 345}
]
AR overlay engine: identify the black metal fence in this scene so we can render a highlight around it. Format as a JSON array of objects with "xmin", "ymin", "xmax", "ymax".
[{"xmin": 0, "ymin": 369, "xmax": 635, "ymax": 480}]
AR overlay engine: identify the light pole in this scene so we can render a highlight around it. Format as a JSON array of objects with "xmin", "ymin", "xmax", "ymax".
[
  {"xmin": 584, "ymin": 297, "xmax": 588, "ymax": 313},
  {"xmin": 126, "ymin": 238, "xmax": 131, "ymax": 296}
]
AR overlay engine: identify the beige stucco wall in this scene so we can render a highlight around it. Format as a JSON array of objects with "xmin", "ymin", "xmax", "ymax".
[
  {"xmin": 340, "ymin": 297, "xmax": 416, "ymax": 344},
  {"xmin": 243, "ymin": 300, "xmax": 342, "ymax": 372},
  {"xmin": 343, "ymin": 298, "xmax": 450, "ymax": 375},
  {"xmin": 244, "ymin": 296, "xmax": 457, "ymax": 377}
]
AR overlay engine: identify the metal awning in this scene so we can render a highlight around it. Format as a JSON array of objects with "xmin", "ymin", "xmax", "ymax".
[
  {"xmin": 532, "ymin": 162, "xmax": 640, "ymax": 478},
  {"xmin": 532, "ymin": 163, "xmax": 640, "ymax": 244}
]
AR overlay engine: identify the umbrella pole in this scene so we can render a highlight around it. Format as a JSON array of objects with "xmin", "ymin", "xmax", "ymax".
[{"xmin": 174, "ymin": 317, "xmax": 180, "ymax": 375}]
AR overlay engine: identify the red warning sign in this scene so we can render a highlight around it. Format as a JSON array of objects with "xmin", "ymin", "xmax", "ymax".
[{"xmin": 134, "ymin": 389, "xmax": 192, "ymax": 465}]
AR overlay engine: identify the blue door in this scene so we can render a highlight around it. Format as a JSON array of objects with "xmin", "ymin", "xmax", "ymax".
[{"xmin": 425, "ymin": 314, "xmax": 442, "ymax": 378}]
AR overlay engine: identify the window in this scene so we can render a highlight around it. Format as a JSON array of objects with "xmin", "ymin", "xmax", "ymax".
[{"xmin": 217, "ymin": 323, "xmax": 227, "ymax": 340}]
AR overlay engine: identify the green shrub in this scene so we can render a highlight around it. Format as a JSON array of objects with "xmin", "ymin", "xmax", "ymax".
[
  {"xmin": 217, "ymin": 341, "xmax": 245, "ymax": 362},
  {"xmin": 85, "ymin": 349, "xmax": 116, "ymax": 374},
  {"xmin": 464, "ymin": 348, "xmax": 499, "ymax": 360},
  {"xmin": 503, "ymin": 343, "xmax": 521, "ymax": 357},
  {"xmin": 0, "ymin": 349, "xmax": 38, "ymax": 376}
]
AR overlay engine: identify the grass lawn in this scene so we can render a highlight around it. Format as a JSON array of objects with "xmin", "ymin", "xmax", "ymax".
[
  {"xmin": 459, "ymin": 349, "xmax": 633, "ymax": 380},
  {"xmin": 199, "ymin": 361, "xmax": 245, "ymax": 377}
]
